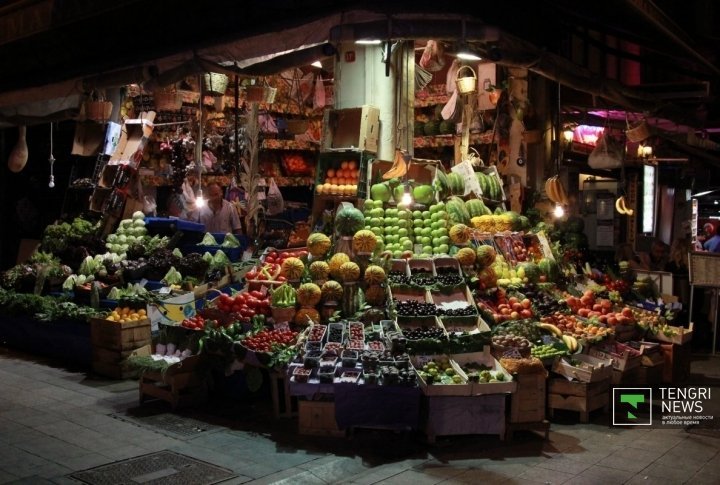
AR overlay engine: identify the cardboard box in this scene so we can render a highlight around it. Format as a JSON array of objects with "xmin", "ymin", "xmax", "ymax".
[
  {"xmin": 588, "ymin": 341, "xmax": 641, "ymax": 371},
  {"xmin": 322, "ymin": 105, "xmax": 379, "ymax": 153},
  {"xmin": 109, "ymin": 112, "xmax": 156, "ymax": 167},
  {"xmin": 510, "ymin": 372, "xmax": 546, "ymax": 423},
  {"xmin": 552, "ymin": 354, "xmax": 613, "ymax": 383},
  {"xmin": 451, "ymin": 348, "xmax": 517, "ymax": 395}
]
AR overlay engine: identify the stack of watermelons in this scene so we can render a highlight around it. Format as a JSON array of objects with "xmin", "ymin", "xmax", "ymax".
[{"xmin": 477, "ymin": 171, "xmax": 503, "ymax": 201}]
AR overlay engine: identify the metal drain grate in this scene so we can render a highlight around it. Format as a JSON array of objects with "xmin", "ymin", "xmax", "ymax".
[
  {"xmin": 71, "ymin": 450, "xmax": 236, "ymax": 485},
  {"xmin": 111, "ymin": 412, "xmax": 221, "ymax": 439}
]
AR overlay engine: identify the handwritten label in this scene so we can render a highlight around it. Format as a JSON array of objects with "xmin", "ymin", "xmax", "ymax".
[
  {"xmin": 241, "ymin": 249, "xmax": 253, "ymax": 262},
  {"xmin": 451, "ymin": 160, "xmax": 482, "ymax": 197},
  {"xmin": 260, "ymin": 285, "xmax": 268, "ymax": 297},
  {"xmin": 502, "ymin": 348, "xmax": 523, "ymax": 359}
]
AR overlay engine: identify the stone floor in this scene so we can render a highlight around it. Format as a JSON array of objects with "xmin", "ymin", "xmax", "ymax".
[{"xmin": 0, "ymin": 346, "xmax": 718, "ymax": 485}]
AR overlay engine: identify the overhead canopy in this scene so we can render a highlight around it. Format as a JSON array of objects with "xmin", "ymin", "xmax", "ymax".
[{"xmin": 0, "ymin": 0, "xmax": 719, "ymax": 138}]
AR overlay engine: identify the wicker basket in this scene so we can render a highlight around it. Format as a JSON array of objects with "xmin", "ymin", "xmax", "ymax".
[
  {"xmin": 154, "ymin": 88, "xmax": 182, "ymax": 111},
  {"xmin": 245, "ymin": 85, "xmax": 278, "ymax": 103},
  {"xmin": 203, "ymin": 72, "xmax": 229, "ymax": 95},
  {"xmin": 456, "ymin": 65, "xmax": 477, "ymax": 94},
  {"xmin": 271, "ymin": 306, "xmax": 296, "ymax": 323},
  {"xmin": 626, "ymin": 119, "xmax": 650, "ymax": 142},
  {"xmin": 688, "ymin": 251, "xmax": 720, "ymax": 287},
  {"xmin": 85, "ymin": 100, "xmax": 113, "ymax": 122}
]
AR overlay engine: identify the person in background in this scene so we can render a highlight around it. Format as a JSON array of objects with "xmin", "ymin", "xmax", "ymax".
[
  {"xmin": 615, "ymin": 243, "xmax": 646, "ymax": 271},
  {"xmin": 666, "ymin": 237, "xmax": 691, "ymax": 274},
  {"xmin": 702, "ymin": 223, "xmax": 720, "ymax": 252},
  {"xmin": 194, "ymin": 182, "xmax": 242, "ymax": 234},
  {"xmin": 640, "ymin": 239, "xmax": 669, "ymax": 271}
]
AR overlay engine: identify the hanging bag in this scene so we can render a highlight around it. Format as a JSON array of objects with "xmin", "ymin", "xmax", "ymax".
[
  {"xmin": 266, "ymin": 177, "xmax": 284, "ymax": 216},
  {"xmin": 588, "ymin": 133, "xmax": 623, "ymax": 169}
]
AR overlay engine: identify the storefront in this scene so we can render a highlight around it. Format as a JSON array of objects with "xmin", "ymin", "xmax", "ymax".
[{"xmin": 0, "ymin": 2, "xmax": 717, "ymax": 441}]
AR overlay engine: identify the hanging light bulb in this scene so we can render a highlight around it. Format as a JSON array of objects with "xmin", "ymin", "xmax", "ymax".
[
  {"xmin": 195, "ymin": 188, "xmax": 206, "ymax": 208},
  {"xmin": 48, "ymin": 122, "xmax": 55, "ymax": 188},
  {"xmin": 553, "ymin": 204, "xmax": 565, "ymax": 218},
  {"xmin": 311, "ymin": 60, "xmax": 323, "ymax": 68},
  {"xmin": 400, "ymin": 183, "xmax": 413, "ymax": 207}
]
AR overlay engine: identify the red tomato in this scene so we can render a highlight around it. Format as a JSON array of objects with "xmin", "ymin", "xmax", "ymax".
[
  {"xmin": 250, "ymin": 290, "xmax": 263, "ymax": 299},
  {"xmin": 265, "ymin": 256, "xmax": 275, "ymax": 264}
]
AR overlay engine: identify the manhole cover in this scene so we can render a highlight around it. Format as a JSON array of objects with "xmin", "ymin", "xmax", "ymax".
[
  {"xmin": 70, "ymin": 450, "xmax": 236, "ymax": 484},
  {"xmin": 111, "ymin": 413, "xmax": 221, "ymax": 439}
]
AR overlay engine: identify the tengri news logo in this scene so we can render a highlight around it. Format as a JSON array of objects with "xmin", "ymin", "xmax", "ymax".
[{"xmin": 613, "ymin": 388, "xmax": 652, "ymax": 426}]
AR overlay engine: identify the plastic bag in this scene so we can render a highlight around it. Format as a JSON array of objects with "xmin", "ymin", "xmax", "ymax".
[
  {"xmin": 446, "ymin": 59, "xmax": 460, "ymax": 94},
  {"xmin": 441, "ymin": 89, "xmax": 461, "ymax": 122},
  {"xmin": 266, "ymin": 178, "xmax": 284, "ymax": 216},
  {"xmin": 588, "ymin": 134, "xmax": 623, "ymax": 169},
  {"xmin": 313, "ymin": 75, "xmax": 326, "ymax": 110},
  {"xmin": 420, "ymin": 40, "xmax": 445, "ymax": 72}
]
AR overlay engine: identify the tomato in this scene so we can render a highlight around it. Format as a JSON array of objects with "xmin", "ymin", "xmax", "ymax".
[
  {"xmin": 250, "ymin": 290, "xmax": 263, "ymax": 299},
  {"xmin": 245, "ymin": 270, "xmax": 258, "ymax": 280},
  {"xmin": 265, "ymin": 256, "xmax": 275, "ymax": 264}
]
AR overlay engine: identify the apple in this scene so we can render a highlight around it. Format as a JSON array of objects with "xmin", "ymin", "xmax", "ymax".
[
  {"xmin": 421, "ymin": 227, "xmax": 432, "ymax": 237},
  {"xmin": 413, "ymin": 227, "xmax": 424, "ymax": 236},
  {"xmin": 412, "ymin": 210, "xmax": 423, "ymax": 219},
  {"xmin": 393, "ymin": 250, "xmax": 402, "ymax": 258},
  {"xmin": 398, "ymin": 210, "xmax": 410, "ymax": 220},
  {"xmin": 432, "ymin": 237, "xmax": 442, "ymax": 247},
  {"xmin": 413, "ymin": 218, "xmax": 424, "ymax": 227},
  {"xmin": 373, "ymin": 200, "xmax": 384, "ymax": 209},
  {"xmin": 439, "ymin": 235, "xmax": 450, "ymax": 245},
  {"xmin": 422, "ymin": 211, "xmax": 432, "ymax": 220},
  {"xmin": 370, "ymin": 217, "xmax": 383, "ymax": 227},
  {"xmin": 422, "ymin": 245, "xmax": 433, "ymax": 255},
  {"xmin": 402, "ymin": 240, "xmax": 414, "ymax": 250},
  {"xmin": 371, "ymin": 227, "xmax": 383, "ymax": 237},
  {"xmin": 397, "ymin": 219, "xmax": 408, "ymax": 228},
  {"xmin": 420, "ymin": 236, "xmax": 432, "ymax": 246},
  {"xmin": 398, "ymin": 228, "xmax": 409, "ymax": 238},
  {"xmin": 370, "ymin": 208, "xmax": 384, "ymax": 218},
  {"xmin": 437, "ymin": 244, "xmax": 449, "ymax": 254},
  {"xmin": 385, "ymin": 208, "xmax": 398, "ymax": 218}
]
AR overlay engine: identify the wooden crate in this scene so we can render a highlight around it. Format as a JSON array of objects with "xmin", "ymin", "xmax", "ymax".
[
  {"xmin": 298, "ymin": 400, "xmax": 345, "ymax": 437},
  {"xmin": 270, "ymin": 371, "xmax": 298, "ymax": 419},
  {"xmin": 548, "ymin": 377, "xmax": 610, "ymax": 423},
  {"xmin": 90, "ymin": 317, "xmax": 151, "ymax": 352},
  {"xmin": 92, "ymin": 345, "xmax": 150, "ymax": 379},
  {"xmin": 139, "ymin": 352, "xmax": 207, "ymax": 410},
  {"xmin": 510, "ymin": 373, "xmax": 546, "ymax": 424},
  {"xmin": 322, "ymin": 105, "xmax": 379, "ymax": 153},
  {"xmin": 660, "ymin": 343, "xmax": 691, "ymax": 383},
  {"xmin": 637, "ymin": 363, "xmax": 664, "ymax": 386},
  {"xmin": 610, "ymin": 366, "xmax": 641, "ymax": 386}
]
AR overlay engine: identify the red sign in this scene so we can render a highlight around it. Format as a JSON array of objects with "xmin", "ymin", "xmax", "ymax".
[{"xmin": 344, "ymin": 51, "xmax": 356, "ymax": 63}]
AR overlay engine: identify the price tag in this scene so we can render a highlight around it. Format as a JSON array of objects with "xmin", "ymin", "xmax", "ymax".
[
  {"xmin": 260, "ymin": 285, "xmax": 268, "ymax": 297},
  {"xmin": 275, "ymin": 321, "xmax": 290, "ymax": 332},
  {"xmin": 451, "ymin": 160, "xmax": 482, "ymax": 197},
  {"xmin": 241, "ymin": 249, "xmax": 253, "ymax": 262},
  {"xmin": 541, "ymin": 335, "xmax": 557, "ymax": 345},
  {"xmin": 502, "ymin": 348, "xmax": 523, "ymax": 359}
]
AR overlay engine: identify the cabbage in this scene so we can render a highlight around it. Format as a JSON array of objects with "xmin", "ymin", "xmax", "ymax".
[
  {"xmin": 203, "ymin": 252, "xmax": 214, "ymax": 263},
  {"xmin": 118, "ymin": 234, "xmax": 127, "ymax": 244},
  {"xmin": 62, "ymin": 275, "xmax": 77, "ymax": 291},
  {"xmin": 132, "ymin": 211, "xmax": 145, "ymax": 221},
  {"xmin": 199, "ymin": 233, "xmax": 219, "ymax": 246},
  {"xmin": 133, "ymin": 219, "xmax": 146, "ymax": 228},
  {"xmin": 221, "ymin": 233, "xmax": 241, "ymax": 248},
  {"xmin": 172, "ymin": 248, "xmax": 183, "ymax": 258},
  {"xmin": 211, "ymin": 250, "xmax": 231, "ymax": 269},
  {"xmin": 120, "ymin": 219, "xmax": 133, "ymax": 228},
  {"xmin": 162, "ymin": 266, "xmax": 182, "ymax": 285},
  {"xmin": 107, "ymin": 234, "xmax": 118, "ymax": 243}
]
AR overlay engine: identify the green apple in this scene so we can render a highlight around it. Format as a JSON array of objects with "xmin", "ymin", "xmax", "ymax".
[
  {"xmin": 393, "ymin": 250, "xmax": 402, "ymax": 258},
  {"xmin": 398, "ymin": 210, "xmax": 410, "ymax": 220},
  {"xmin": 437, "ymin": 244, "xmax": 449, "ymax": 254},
  {"xmin": 438, "ymin": 228, "xmax": 448, "ymax": 237},
  {"xmin": 385, "ymin": 208, "xmax": 398, "ymax": 217},
  {"xmin": 420, "ymin": 236, "xmax": 432, "ymax": 246},
  {"xmin": 363, "ymin": 199, "xmax": 375, "ymax": 212},
  {"xmin": 432, "ymin": 237, "xmax": 442, "ymax": 247},
  {"xmin": 398, "ymin": 228, "xmax": 409, "ymax": 238},
  {"xmin": 373, "ymin": 200, "xmax": 384, "ymax": 209},
  {"xmin": 439, "ymin": 236, "xmax": 450, "ymax": 245},
  {"xmin": 422, "ymin": 246, "xmax": 433, "ymax": 255},
  {"xmin": 431, "ymin": 229, "xmax": 442, "ymax": 238},
  {"xmin": 401, "ymin": 240, "xmax": 414, "ymax": 250},
  {"xmin": 370, "ymin": 207, "xmax": 384, "ymax": 218},
  {"xmin": 383, "ymin": 217, "xmax": 394, "ymax": 226},
  {"xmin": 413, "ymin": 218, "xmax": 424, "ymax": 227},
  {"xmin": 371, "ymin": 227, "xmax": 384, "ymax": 237},
  {"xmin": 412, "ymin": 210, "xmax": 423, "ymax": 219},
  {"xmin": 413, "ymin": 226, "xmax": 424, "ymax": 236},
  {"xmin": 429, "ymin": 203, "xmax": 440, "ymax": 213},
  {"xmin": 437, "ymin": 210, "xmax": 448, "ymax": 220},
  {"xmin": 397, "ymin": 219, "xmax": 408, "ymax": 228},
  {"xmin": 370, "ymin": 217, "xmax": 383, "ymax": 227},
  {"xmin": 422, "ymin": 211, "xmax": 432, "ymax": 220},
  {"xmin": 430, "ymin": 221, "xmax": 441, "ymax": 230},
  {"xmin": 423, "ymin": 219, "xmax": 434, "ymax": 228},
  {"xmin": 421, "ymin": 227, "xmax": 432, "ymax": 237}
]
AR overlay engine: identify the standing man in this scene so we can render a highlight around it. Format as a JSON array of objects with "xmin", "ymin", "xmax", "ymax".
[
  {"xmin": 195, "ymin": 182, "xmax": 243, "ymax": 234},
  {"xmin": 703, "ymin": 223, "xmax": 720, "ymax": 253}
]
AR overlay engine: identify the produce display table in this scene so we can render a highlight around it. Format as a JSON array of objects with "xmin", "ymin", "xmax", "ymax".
[{"xmin": 0, "ymin": 316, "xmax": 92, "ymax": 365}]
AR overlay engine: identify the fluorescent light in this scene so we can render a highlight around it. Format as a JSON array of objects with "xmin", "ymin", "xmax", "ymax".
[
  {"xmin": 642, "ymin": 165, "xmax": 656, "ymax": 234},
  {"xmin": 691, "ymin": 189, "xmax": 719, "ymax": 197},
  {"xmin": 311, "ymin": 60, "xmax": 323, "ymax": 68},
  {"xmin": 456, "ymin": 51, "xmax": 482, "ymax": 61},
  {"xmin": 356, "ymin": 39, "xmax": 382, "ymax": 45}
]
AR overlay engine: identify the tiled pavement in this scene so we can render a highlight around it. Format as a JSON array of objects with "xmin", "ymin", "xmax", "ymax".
[{"xmin": 0, "ymin": 346, "xmax": 718, "ymax": 484}]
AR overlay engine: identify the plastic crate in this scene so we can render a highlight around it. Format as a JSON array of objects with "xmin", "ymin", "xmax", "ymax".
[{"xmin": 144, "ymin": 217, "xmax": 206, "ymax": 245}]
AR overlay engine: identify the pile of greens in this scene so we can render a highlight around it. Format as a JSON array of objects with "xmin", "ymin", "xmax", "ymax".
[
  {"xmin": 41, "ymin": 217, "xmax": 99, "ymax": 254},
  {"xmin": 0, "ymin": 288, "xmax": 104, "ymax": 323}
]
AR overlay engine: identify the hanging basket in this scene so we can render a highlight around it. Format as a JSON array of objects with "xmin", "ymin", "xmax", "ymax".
[
  {"xmin": 626, "ymin": 119, "xmax": 650, "ymax": 143},
  {"xmin": 245, "ymin": 85, "xmax": 277, "ymax": 104},
  {"xmin": 203, "ymin": 72, "xmax": 229, "ymax": 96},
  {"xmin": 271, "ymin": 306, "xmax": 296, "ymax": 323},
  {"xmin": 455, "ymin": 65, "xmax": 477, "ymax": 94},
  {"xmin": 154, "ymin": 88, "xmax": 182, "ymax": 111},
  {"xmin": 85, "ymin": 100, "xmax": 113, "ymax": 122}
]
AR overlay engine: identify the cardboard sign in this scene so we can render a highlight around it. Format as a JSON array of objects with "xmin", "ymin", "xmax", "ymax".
[{"xmin": 451, "ymin": 160, "xmax": 482, "ymax": 197}]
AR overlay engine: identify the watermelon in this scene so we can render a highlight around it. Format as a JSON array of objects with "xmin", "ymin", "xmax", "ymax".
[
  {"xmin": 445, "ymin": 196, "xmax": 470, "ymax": 225},
  {"xmin": 439, "ymin": 120, "xmax": 455, "ymax": 134},
  {"xmin": 424, "ymin": 120, "xmax": 440, "ymax": 136},
  {"xmin": 477, "ymin": 267, "xmax": 497, "ymax": 289},
  {"xmin": 414, "ymin": 120, "xmax": 426, "ymax": 136},
  {"xmin": 335, "ymin": 206, "xmax": 365, "ymax": 236},
  {"xmin": 465, "ymin": 199, "xmax": 487, "ymax": 218},
  {"xmin": 518, "ymin": 215, "xmax": 531, "ymax": 231},
  {"xmin": 447, "ymin": 173, "xmax": 465, "ymax": 196},
  {"xmin": 538, "ymin": 258, "xmax": 559, "ymax": 281},
  {"xmin": 435, "ymin": 170, "xmax": 450, "ymax": 200},
  {"xmin": 518, "ymin": 262, "xmax": 541, "ymax": 283},
  {"xmin": 504, "ymin": 211, "xmax": 522, "ymax": 231},
  {"xmin": 494, "ymin": 206, "xmax": 505, "ymax": 215}
]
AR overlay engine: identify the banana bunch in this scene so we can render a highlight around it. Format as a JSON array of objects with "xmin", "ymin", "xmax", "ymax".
[
  {"xmin": 615, "ymin": 196, "xmax": 634, "ymax": 216},
  {"xmin": 539, "ymin": 322, "xmax": 562, "ymax": 337},
  {"xmin": 382, "ymin": 151, "xmax": 409, "ymax": 179},
  {"xmin": 562, "ymin": 334, "xmax": 579, "ymax": 353},
  {"xmin": 545, "ymin": 175, "xmax": 568, "ymax": 205},
  {"xmin": 538, "ymin": 322, "xmax": 579, "ymax": 353}
]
